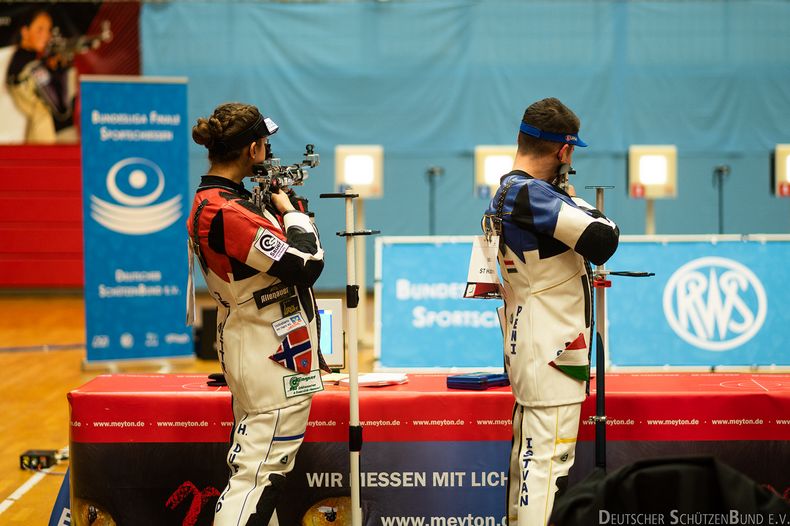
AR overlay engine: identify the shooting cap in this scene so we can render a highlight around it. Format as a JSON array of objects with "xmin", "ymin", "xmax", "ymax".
[
  {"xmin": 519, "ymin": 121, "xmax": 587, "ymax": 147},
  {"xmin": 213, "ymin": 115, "xmax": 279, "ymax": 155}
]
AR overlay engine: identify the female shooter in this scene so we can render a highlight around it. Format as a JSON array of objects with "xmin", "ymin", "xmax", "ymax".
[{"xmin": 188, "ymin": 102, "xmax": 326, "ymax": 525}]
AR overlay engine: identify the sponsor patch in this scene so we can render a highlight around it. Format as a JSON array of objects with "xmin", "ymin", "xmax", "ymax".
[
  {"xmin": 283, "ymin": 369, "xmax": 324, "ymax": 398},
  {"xmin": 272, "ymin": 313, "xmax": 307, "ymax": 338},
  {"xmin": 254, "ymin": 228, "xmax": 288, "ymax": 261},
  {"xmin": 280, "ymin": 296, "xmax": 300, "ymax": 317},
  {"xmin": 253, "ymin": 283, "xmax": 295, "ymax": 310}
]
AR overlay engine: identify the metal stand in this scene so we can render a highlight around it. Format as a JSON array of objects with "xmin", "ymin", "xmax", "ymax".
[
  {"xmin": 320, "ymin": 191, "xmax": 380, "ymax": 526},
  {"xmin": 426, "ymin": 166, "xmax": 444, "ymax": 235},
  {"xmin": 354, "ymin": 199, "xmax": 373, "ymax": 345},
  {"xmin": 590, "ymin": 186, "xmax": 612, "ymax": 470},
  {"xmin": 645, "ymin": 198, "xmax": 655, "ymax": 235},
  {"xmin": 586, "ymin": 186, "xmax": 654, "ymax": 471},
  {"xmin": 713, "ymin": 165, "xmax": 730, "ymax": 234}
]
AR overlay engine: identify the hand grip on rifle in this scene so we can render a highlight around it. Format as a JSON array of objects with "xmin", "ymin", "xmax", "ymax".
[{"xmin": 286, "ymin": 188, "xmax": 310, "ymax": 214}]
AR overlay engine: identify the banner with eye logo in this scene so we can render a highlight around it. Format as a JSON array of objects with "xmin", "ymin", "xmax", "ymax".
[
  {"xmin": 606, "ymin": 235, "xmax": 790, "ymax": 367},
  {"xmin": 80, "ymin": 76, "xmax": 192, "ymax": 363}
]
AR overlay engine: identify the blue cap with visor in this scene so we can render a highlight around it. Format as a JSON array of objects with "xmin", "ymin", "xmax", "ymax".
[{"xmin": 519, "ymin": 121, "xmax": 587, "ymax": 148}]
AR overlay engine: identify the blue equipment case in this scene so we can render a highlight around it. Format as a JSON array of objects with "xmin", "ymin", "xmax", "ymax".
[{"xmin": 446, "ymin": 372, "xmax": 510, "ymax": 390}]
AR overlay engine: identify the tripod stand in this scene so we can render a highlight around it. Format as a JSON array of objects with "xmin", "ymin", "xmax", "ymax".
[{"xmin": 319, "ymin": 190, "xmax": 380, "ymax": 526}]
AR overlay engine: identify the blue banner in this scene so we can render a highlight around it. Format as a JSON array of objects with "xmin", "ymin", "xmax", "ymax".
[
  {"xmin": 80, "ymin": 76, "xmax": 192, "ymax": 362},
  {"xmin": 48, "ymin": 469, "xmax": 70, "ymax": 526},
  {"xmin": 607, "ymin": 236, "xmax": 790, "ymax": 367},
  {"xmin": 65, "ymin": 440, "xmax": 512, "ymax": 523},
  {"xmin": 375, "ymin": 237, "xmax": 503, "ymax": 369},
  {"xmin": 290, "ymin": 442, "xmax": 510, "ymax": 523},
  {"xmin": 375, "ymin": 235, "xmax": 790, "ymax": 369}
]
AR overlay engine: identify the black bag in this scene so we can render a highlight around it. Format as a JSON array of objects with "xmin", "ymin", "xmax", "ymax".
[{"xmin": 550, "ymin": 456, "xmax": 790, "ymax": 525}]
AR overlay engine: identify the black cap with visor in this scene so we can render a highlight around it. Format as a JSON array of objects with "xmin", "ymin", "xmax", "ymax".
[{"xmin": 212, "ymin": 115, "xmax": 279, "ymax": 155}]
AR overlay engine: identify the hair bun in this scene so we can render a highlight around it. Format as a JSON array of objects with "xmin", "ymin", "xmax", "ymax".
[{"xmin": 191, "ymin": 117, "xmax": 214, "ymax": 148}]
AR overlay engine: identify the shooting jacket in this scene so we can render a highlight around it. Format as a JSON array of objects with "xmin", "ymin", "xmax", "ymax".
[
  {"xmin": 484, "ymin": 170, "xmax": 619, "ymax": 407},
  {"xmin": 187, "ymin": 176, "xmax": 325, "ymax": 413}
]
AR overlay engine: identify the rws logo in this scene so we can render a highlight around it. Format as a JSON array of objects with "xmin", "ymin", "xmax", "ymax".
[
  {"xmin": 663, "ymin": 257, "xmax": 766, "ymax": 351},
  {"xmin": 90, "ymin": 157, "xmax": 182, "ymax": 235}
]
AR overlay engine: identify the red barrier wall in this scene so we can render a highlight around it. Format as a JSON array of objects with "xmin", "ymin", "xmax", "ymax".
[{"xmin": 0, "ymin": 145, "xmax": 83, "ymax": 288}]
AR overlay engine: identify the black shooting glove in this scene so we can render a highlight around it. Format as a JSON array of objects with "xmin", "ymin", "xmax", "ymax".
[{"xmin": 286, "ymin": 189, "xmax": 310, "ymax": 214}]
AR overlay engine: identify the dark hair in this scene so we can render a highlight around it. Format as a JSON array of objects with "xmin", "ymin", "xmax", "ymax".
[
  {"xmin": 12, "ymin": 9, "xmax": 52, "ymax": 45},
  {"xmin": 517, "ymin": 97, "xmax": 581, "ymax": 156},
  {"xmin": 192, "ymin": 102, "xmax": 262, "ymax": 164}
]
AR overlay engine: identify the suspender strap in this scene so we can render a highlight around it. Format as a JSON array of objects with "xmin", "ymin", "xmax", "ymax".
[
  {"xmin": 191, "ymin": 199, "xmax": 209, "ymax": 274},
  {"xmin": 482, "ymin": 176, "xmax": 517, "ymax": 243},
  {"xmin": 495, "ymin": 178, "xmax": 517, "ymax": 222}
]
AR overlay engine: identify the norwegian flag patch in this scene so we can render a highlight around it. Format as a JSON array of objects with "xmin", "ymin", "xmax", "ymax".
[{"xmin": 270, "ymin": 326, "xmax": 312, "ymax": 374}]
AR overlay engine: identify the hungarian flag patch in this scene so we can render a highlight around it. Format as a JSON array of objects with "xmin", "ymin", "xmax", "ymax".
[
  {"xmin": 549, "ymin": 333, "xmax": 589, "ymax": 381},
  {"xmin": 270, "ymin": 326, "xmax": 312, "ymax": 374}
]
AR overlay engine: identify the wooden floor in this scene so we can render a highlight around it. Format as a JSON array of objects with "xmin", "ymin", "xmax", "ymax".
[{"xmin": 0, "ymin": 293, "xmax": 375, "ymax": 525}]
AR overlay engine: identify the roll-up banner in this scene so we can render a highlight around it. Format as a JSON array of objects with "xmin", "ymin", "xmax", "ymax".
[{"xmin": 80, "ymin": 76, "xmax": 192, "ymax": 363}]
